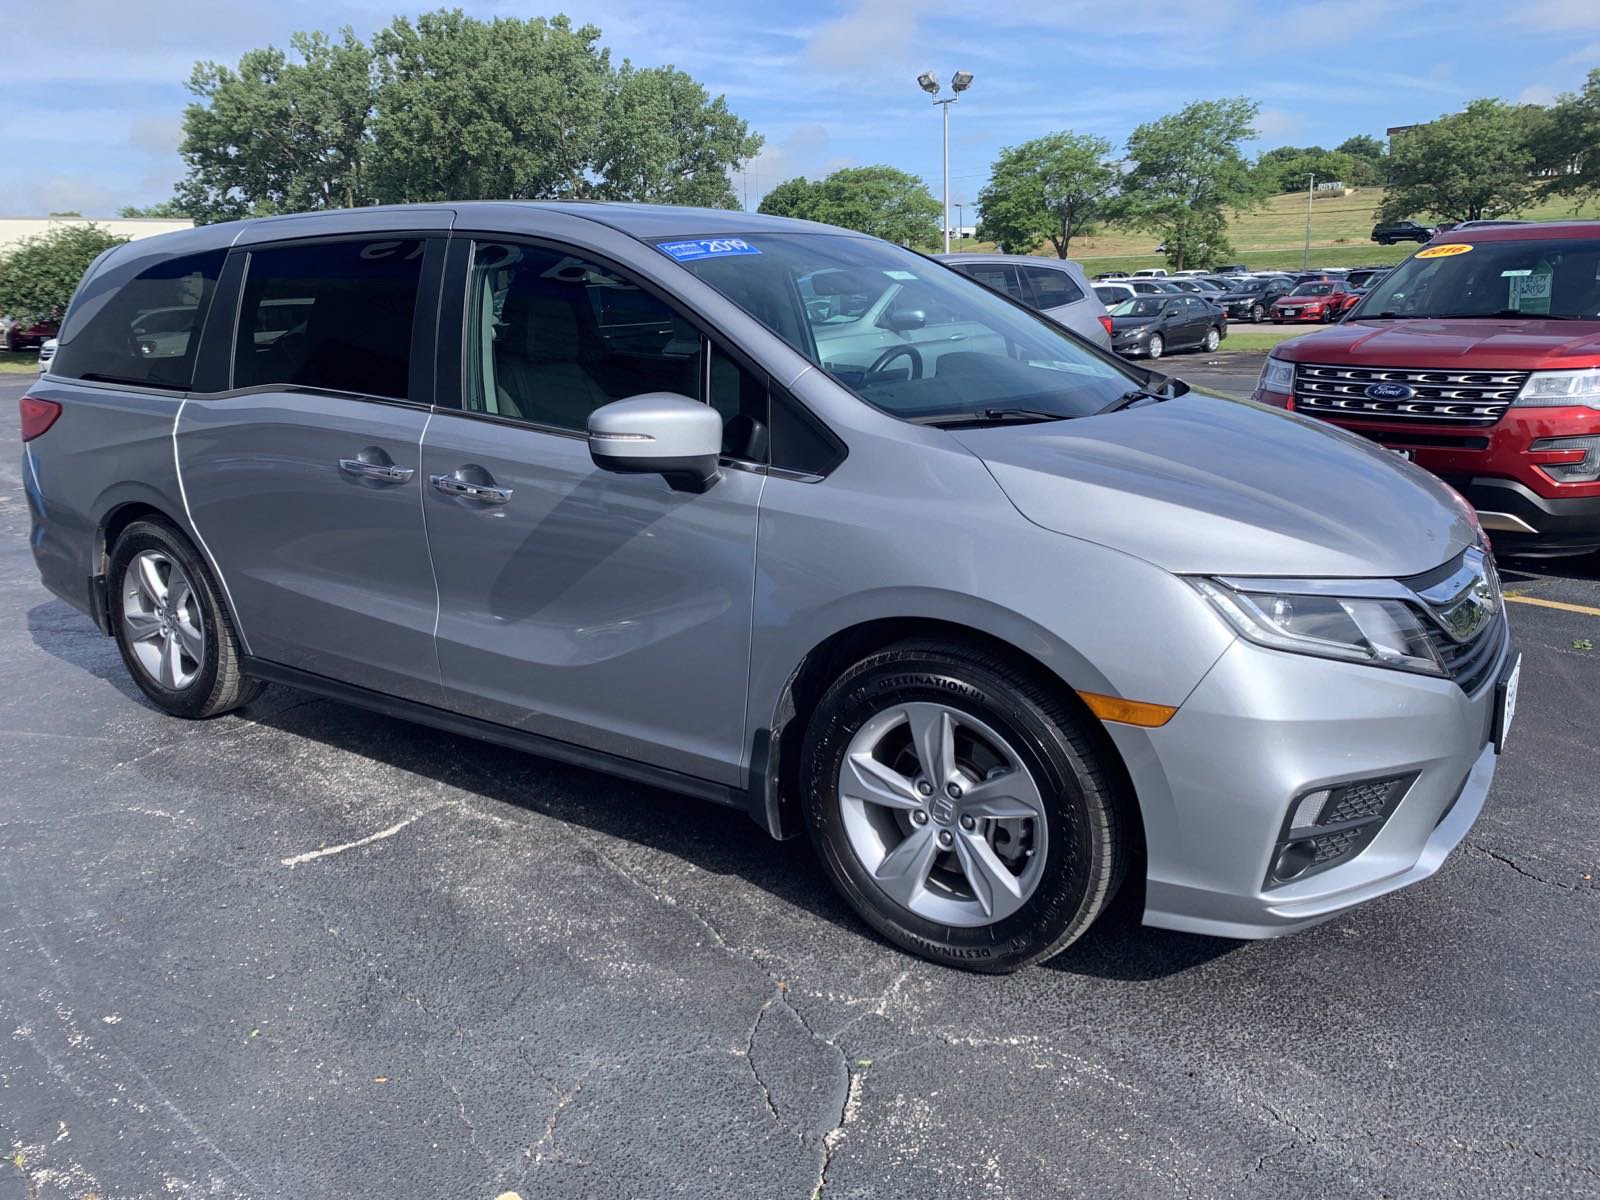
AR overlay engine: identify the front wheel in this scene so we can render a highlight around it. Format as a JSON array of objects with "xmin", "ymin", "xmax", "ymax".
[
  {"xmin": 1202, "ymin": 326, "xmax": 1221, "ymax": 352},
  {"xmin": 1250, "ymin": 304, "xmax": 1265, "ymax": 323},
  {"xmin": 1146, "ymin": 333, "xmax": 1165, "ymax": 359},
  {"xmin": 800, "ymin": 641, "xmax": 1128, "ymax": 972},
  {"xmin": 110, "ymin": 519, "xmax": 263, "ymax": 718}
]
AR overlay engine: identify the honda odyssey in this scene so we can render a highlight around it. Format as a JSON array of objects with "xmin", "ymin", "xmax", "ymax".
[{"xmin": 22, "ymin": 203, "xmax": 1515, "ymax": 971}]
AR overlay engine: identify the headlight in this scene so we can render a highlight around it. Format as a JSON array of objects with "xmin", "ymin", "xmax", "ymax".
[
  {"xmin": 1190, "ymin": 579, "xmax": 1445, "ymax": 676},
  {"xmin": 1257, "ymin": 355, "xmax": 1294, "ymax": 393},
  {"xmin": 1122, "ymin": 325, "xmax": 1151, "ymax": 338},
  {"xmin": 1514, "ymin": 368, "xmax": 1600, "ymax": 411}
]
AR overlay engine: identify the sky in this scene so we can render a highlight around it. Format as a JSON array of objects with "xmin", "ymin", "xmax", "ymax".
[{"xmin": 5, "ymin": 0, "xmax": 1598, "ymax": 219}]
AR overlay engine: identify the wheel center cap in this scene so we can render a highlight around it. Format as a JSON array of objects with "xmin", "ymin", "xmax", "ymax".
[{"xmin": 929, "ymin": 794, "xmax": 958, "ymax": 826}]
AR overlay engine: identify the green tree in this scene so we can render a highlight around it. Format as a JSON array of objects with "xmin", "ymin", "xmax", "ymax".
[
  {"xmin": 368, "ymin": 11, "xmax": 610, "ymax": 202},
  {"xmin": 592, "ymin": 64, "xmax": 761, "ymax": 208},
  {"xmin": 1260, "ymin": 148, "xmax": 1362, "ymax": 193},
  {"xmin": 809, "ymin": 166, "xmax": 942, "ymax": 246},
  {"xmin": 1537, "ymin": 69, "xmax": 1600, "ymax": 204},
  {"xmin": 755, "ymin": 177, "xmax": 822, "ymax": 219},
  {"xmin": 976, "ymin": 132, "xmax": 1116, "ymax": 257},
  {"xmin": 117, "ymin": 201, "xmax": 192, "ymax": 219},
  {"xmin": 1379, "ymin": 99, "xmax": 1546, "ymax": 223},
  {"xmin": 177, "ymin": 28, "xmax": 376, "ymax": 223},
  {"xmin": 1116, "ymin": 97, "xmax": 1262, "ymax": 271},
  {"xmin": 0, "ymin": 225, "xmax": 128, "ymax": 318},
  {"xmin": 1336, "ymin": 133, "xmax": 1388, "ymax": 181}
]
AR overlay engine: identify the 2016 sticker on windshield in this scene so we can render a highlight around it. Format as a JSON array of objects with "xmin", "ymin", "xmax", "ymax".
[
  {"xmin": 657, "ymin": 238, "xmax": 762, "ymax": 262},
  {"xmin": 1416, "ymin": 243, "xmax": 1473, "ymax": 259}
]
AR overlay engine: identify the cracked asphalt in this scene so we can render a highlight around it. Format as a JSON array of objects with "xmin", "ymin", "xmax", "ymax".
[{"xmin": 1, "ymin": 374, "xmax": 1597, "ymax": 1200}]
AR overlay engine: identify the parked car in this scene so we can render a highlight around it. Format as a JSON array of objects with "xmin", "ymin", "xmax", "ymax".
[
  {"xmin": 1216, "ymin": 276, "xmax": 1294, "ymax": 323},
  {"xmin": 23, "ymin": 202, "xmax": 1509, "ymax": 972},
  {"xmin": 1344, "ymin": 267, "xmax": 1391, "ymax": 290},
  {"xmin": 1107, "ymin": 294, "xmax": 1227, "ymax": 358},
  {"xmin": 1452, "ymin": 220, "xmax": 1531, "ymax": 230},
  {"xmin": 1269, "ymin": 281, "xmax": 1360, "ymax": 322},
  {"xmin": 1255, "ymin": 219, "xmax": 1600, "ymax": 556},
  {"xmin": 36, "ymin": 337, "xmax": 57, "ymax": 372},
  {"xmin": 1371, "ymin": 220, "xmax": 1436, "ymax": 245},
  {"xmin": 1097, "ymin": 280, "xmax": 1181, "ymax": 304},
  {"xmin": 1132, "ymin": 267, "xmax": 1169, "ymax": 278},
  {"xmin": 1213, "ymin": 264, "xmax": 1250, "ymax": 275},
  {"xmin": 940, "ymin": 253, "xmax": 1113, "ymax": 348},
  {"xmin": 1094, "ymin": 282, "xmax": 1136, "ymax": 307},
  {"xmin": 3, "ymin": 315, "xmax": 58, "ymax": 351},
  {"xmin": 1093, "ymin": 271, "xmax": 1129, "ymax": 281}
]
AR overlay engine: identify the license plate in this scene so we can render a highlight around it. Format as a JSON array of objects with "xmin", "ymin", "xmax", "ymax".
[
  {"xmin": 1282, "ymin": 308, "xmax": 1299, "ymax": 316},
  {"xmin": 1493, "ymin": 653, "xmax": 1521, "ymax": 753}
]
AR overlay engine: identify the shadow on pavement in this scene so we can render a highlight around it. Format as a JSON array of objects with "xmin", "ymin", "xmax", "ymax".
[{"xmin": 27, "ymin": 596, "xmax": 1239, "ymax": 982}]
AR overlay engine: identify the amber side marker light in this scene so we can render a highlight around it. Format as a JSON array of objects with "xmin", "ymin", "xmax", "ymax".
[
  {"xmin": 1077, "ymin": 690, "xmax": 1179, "ymax": 728},
  {"xmin": 20, "ymin": 396, "xmax": 62, "ymax": 442}
]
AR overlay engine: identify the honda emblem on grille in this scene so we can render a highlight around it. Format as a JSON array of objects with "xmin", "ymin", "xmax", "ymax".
[
  {"xmin": 1430, "ymin": 555, "xmax": 1500, "ymax": 642},
  {"xmin": 1366, "ymin": 382, "xmax": 1415, "ymax": 400}
]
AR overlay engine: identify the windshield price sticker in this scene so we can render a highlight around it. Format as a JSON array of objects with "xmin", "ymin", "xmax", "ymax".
[
  {"xmin": 657, "ymin": 238, "xmax": 762, "ymax": 262},
  {"xmin": 1416, "ymin": 243, "xmax": 1474, "ymax": 259}
]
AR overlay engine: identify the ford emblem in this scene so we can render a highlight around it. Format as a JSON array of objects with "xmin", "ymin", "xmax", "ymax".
[{"xmin": 1365, "ymin": 382, "xmax": 1415, "ymax": 400}]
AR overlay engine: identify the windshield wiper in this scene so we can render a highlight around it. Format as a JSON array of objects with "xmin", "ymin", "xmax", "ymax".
[
  {"xmin": 917, "ymin": 407, "xmax": 1067, "ymax": 428},
  {"xmin": 1095, "ymin": 389, "xmax": 1169, "ymax": 415}
]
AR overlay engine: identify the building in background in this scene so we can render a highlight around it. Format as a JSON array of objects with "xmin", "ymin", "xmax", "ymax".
[{"xmin": 0, "ymin": 215, "xmax": 193, "ymax": 254}]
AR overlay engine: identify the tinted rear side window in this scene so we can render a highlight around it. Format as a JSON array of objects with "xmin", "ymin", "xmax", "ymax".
[
  {"xmin": 52, "ymin": 248, "xmax": 224, "ymax": 390},
  {"xmin": 235, "ymin": 239, "xmax": 425, "ymax": 399},
  {"xmin": 954, "ymin": 262, "xmax": 1026, "ymax": 303},
  {"xmin": 1020, "ymin": 265, "xmax": 1083, "ymax": 308}
]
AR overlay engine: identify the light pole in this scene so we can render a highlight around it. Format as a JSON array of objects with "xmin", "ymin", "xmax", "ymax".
[
  {"xmin": 954, "ymin": 202, "xmax": 964, "ymax": 243},
  {"xmin": 917, "ymin": 70, "xmax": 973, "ymax": 253},
  {"xmin": 1304, "ymin": 173, "xmax": 1315, "ymax": 270}
]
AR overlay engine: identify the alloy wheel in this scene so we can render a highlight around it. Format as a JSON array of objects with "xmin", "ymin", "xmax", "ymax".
[
  {"xmin": 836, "ymin": 702, "xmax": 1049, "ymax": 927},
  {"xmin": 122, "ymin": 549, "xmax": 205, "ymax": 690}
]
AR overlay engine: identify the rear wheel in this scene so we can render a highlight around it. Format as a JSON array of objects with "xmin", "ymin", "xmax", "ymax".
[
  {"xmin": 800, "ymin": 641, "xmax": 1128, "ymax": 973},
  {"xmin": 110, "ymin": 519, "xmax": 262, "ymax": 719},
  {"xmin": 1146, "ymin": 333, "xmax": 1165, "ymax": 359}
]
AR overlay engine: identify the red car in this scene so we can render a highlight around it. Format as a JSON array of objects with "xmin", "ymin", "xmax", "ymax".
[
  {"xmin": 1253, "ymin": 221, "xmax": 1600, "ymax": 555},
  {"xmin": 3, "ymin": 316, "xmax": 58, "ymax": 352},
  {"xmin": 1268, "ymin": 281, "xmax": 1360, "ymax": 323}
]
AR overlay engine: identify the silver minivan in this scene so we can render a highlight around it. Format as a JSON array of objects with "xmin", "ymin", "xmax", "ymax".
[
  {"xmin": 938, "ymin": 252, "xmax": 1112, "ymax": 349},
  {"xmin": 21, "ymin": 203, "xmax": 1516, "ymax": 972}
]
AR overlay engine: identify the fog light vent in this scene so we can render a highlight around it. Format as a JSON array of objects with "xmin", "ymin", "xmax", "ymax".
[{"xmin": 1265, "ymin": 774, "xmax": 1417, "ymax": 890}]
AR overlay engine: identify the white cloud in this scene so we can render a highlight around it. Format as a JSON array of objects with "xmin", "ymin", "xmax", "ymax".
[
  {"xmin": 1517, "ymin": 83, "xmax": 1558, "ymax": 106},
  {"xmin": 806, "ymin": 0, "xmax": 921, "ymax": 74},
  {"xmin": 1522, "ymin": 0, "xmax": 1600, "ymax": 29},
  {"xmin": 1253, "ymin": 109, "xmax": 1304, "ymax": 141}
]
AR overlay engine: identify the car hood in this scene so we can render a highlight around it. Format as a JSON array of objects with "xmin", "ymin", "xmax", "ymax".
[
  {"xmin": 1272, "ymin": 317, "xmax": 1600, "ymax": 366},
  {"xmin": 954, "ymin": 391, "xmax": 1475, "ymax": 577}
]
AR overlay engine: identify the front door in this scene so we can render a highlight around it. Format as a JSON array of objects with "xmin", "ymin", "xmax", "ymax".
[
  {"xmin": 177, "ymin": 235, "xmax": 445, "ymax": 705},
  {"xmin": 419, "ymin": 237, "xmax": 767, "ymax": 785}
]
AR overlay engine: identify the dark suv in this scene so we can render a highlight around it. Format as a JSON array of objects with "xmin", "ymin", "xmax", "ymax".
[{"xmin": 1372, "ymin": 221, "xmax": 1436, "ymax": 245}]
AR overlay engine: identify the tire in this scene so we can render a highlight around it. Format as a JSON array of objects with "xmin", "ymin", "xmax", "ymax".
[
  {"xmin": 1250, "ymin": 304, "xmax": 1265, "ymax": 323},
  {"xmin": 1203, "ymin": 326, "xmax": 1221, "ymax": 352},
  {"xmin": 1146, "ymin": 333, "xmax": 1164, "ymax": 359},
  {"xmin": 109, "ymin": 518, "xmax": 263, "ymax": 718},
  {"xmin": 800, "ymin": 640, "xmax": 1128, "ymax": 973}
]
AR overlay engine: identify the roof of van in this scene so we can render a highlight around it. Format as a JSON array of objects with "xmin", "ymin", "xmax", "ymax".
[{"xmin": 1432, "ymin": 220, "xmax": 1600, "ymax": 242}]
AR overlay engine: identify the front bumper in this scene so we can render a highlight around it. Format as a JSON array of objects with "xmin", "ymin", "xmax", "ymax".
[
  {"xmin": 1271, "ymin": 308, "xmax": 1328, "ymax": 322},
  {"xmin": 1106, "ymin": 633, "xmax": 1506, "ymax": 939}
]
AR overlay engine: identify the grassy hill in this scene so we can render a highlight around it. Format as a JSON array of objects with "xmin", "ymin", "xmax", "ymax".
[{"xmin": 950, "ymin": 188, "xmax": 1600, "ymax": 274}]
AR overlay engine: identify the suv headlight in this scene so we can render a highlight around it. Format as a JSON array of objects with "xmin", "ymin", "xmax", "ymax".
[
  {"xmin": 1257, "ymin": 355, "xmax": 1295, "ymax": 393},
  {"xmin": 1514, "ymin": 368, "xmax": 1600, "ymax": 411},
  {"xmin": 1190, "ymin": 579, "xmax": 1445, "ymax": 676}
]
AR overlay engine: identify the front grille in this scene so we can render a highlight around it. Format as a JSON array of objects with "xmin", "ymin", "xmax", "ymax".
[
  {"xmin": 1425, "ymin": 610, "xmax": 1507, "ymax": 696},
  {"xmin": 1293, "ymin": 363, "xmax": 1528, "ymax": 426}
]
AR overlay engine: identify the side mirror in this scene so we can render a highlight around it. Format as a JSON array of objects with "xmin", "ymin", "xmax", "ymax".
[
  {"xmin": 882, "ymin": 308, "xmax": 927, "ymax": 331},
  {"xmin": 588, "ymin": 394, "xmax": 722, "ymax": 493}
]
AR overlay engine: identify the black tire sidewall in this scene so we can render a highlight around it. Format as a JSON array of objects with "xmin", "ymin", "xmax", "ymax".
[
  {"xmin": 802, "ymin": 653, "xmax": 1106, "ymax": 972},
  {"xmin": 109, "ymin": 522, "xmax": 227, "ymax": 717}
]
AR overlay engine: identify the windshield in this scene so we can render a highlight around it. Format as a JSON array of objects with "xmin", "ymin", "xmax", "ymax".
[
  {"xmin": 663, "ymin": 233, "xmax": 1139, "ymax": 423},
  {"xmin": 1229, "ymin": 279, "xmax": 1266, "ymax": 294},
  {"xmin": 1110, "ymin": 298, "xmax": 1166, "ymax": 317},
  {"xmin": 1290, "ymin": 283, "xmax": 1334, "ymax": 297},
  {"xmin": 1353, "ymin": 238, "xmax": 1600, "ymax": 320}
]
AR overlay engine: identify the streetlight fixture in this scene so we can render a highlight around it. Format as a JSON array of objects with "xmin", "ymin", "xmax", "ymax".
[{"xmin": 917, "ymin": 70, "xmax": 974, "ymax": 253}]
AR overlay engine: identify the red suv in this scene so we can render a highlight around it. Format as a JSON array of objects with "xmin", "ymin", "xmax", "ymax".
[
  {"xmin": 1253, "ymin": 222, "xmax": 1600, "ymax": 555},
  {"xmin": 1269, "ymin": 281, "xmax": 1360, "ymax": 323}
]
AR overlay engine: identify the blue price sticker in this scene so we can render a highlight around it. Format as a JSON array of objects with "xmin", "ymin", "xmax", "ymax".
[{"xmin": 657, "ymin": 238, "xmax": 762, "ymax": 262}]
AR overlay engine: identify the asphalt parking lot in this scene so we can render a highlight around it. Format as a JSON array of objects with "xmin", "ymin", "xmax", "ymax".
[{"xmin": 1, "ymin": 372, "xmax": 1596, "ymax": 1200}]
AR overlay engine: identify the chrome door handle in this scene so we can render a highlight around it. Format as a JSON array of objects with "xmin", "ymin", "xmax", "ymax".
[
  {"xmin": 430, "ymin": 474, "xmax": 512, "ymax": 504},
  {"xmin": 339, "ymin": 458, "xmax": 415, "ymax": 483}
]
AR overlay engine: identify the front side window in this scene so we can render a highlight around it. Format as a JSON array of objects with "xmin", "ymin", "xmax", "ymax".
[
  {"xmin": 234, "ymin": 238, "xmax": 425, "ymax": 399},
  {"xmin": 52, "ymin": 248, "xmax": 224, "ymax": 390},
  {"xmin": 465, "ymin": 241, "xmax": 769, "ymax": 461},
  {"xmin": 664, "ymin": 233, "xmax": 1135, "ymax": 425},
  {"xmin": 1354, "ymin": 238, "xmax": 1600, "ymax": 320}
]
